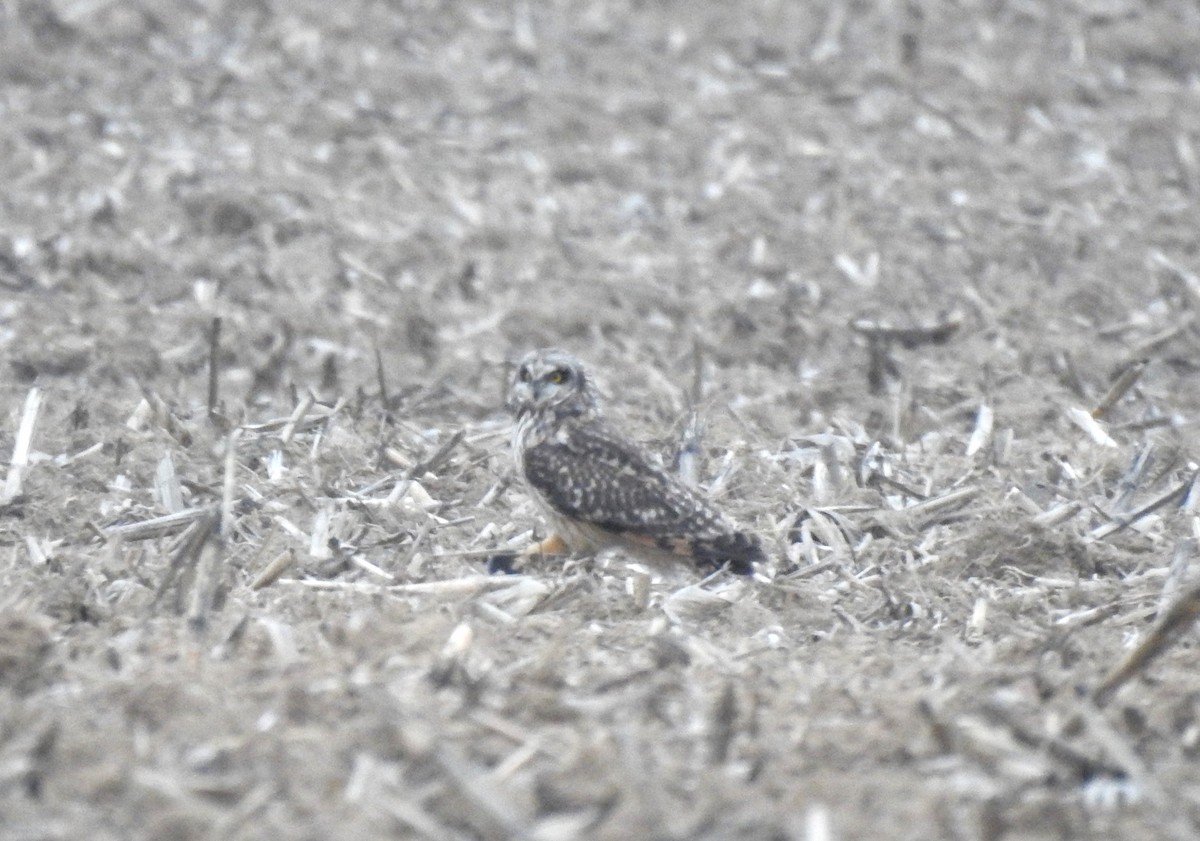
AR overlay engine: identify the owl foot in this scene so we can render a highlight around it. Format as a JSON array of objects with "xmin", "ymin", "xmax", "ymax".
[{"xmin": 485, "ymin": 533, "xmax": 570, "ymax": 575}]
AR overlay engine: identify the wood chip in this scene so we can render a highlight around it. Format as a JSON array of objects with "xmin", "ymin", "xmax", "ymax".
[{"xmin": 3, "ymin": 387, "xmax": 42, "ymax": 503}]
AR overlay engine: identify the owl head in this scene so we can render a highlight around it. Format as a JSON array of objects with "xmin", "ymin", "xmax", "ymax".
[{"xmin": 507, "ymin": 348, "xmax": 600, "ymax": 418}]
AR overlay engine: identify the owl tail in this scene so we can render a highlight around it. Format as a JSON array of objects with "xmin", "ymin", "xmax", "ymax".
[{"xmin": 690, "ymin": 531, "xmax": 764, "ymax": 575}]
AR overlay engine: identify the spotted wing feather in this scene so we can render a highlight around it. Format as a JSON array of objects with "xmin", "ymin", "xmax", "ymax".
[{"xmin": 522, "ymin": 420, "xmax": 762, "ymax": 573}]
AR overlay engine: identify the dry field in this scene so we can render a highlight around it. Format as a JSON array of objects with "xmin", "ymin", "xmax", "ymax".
[{"xmin": 3, "ymin": 1, "xmax": 1200, "ymax": 838}]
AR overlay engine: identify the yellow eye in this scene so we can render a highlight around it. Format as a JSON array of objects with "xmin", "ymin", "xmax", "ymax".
[{"xmin": 547, "ymin": 369, "xmax": 568, "ymax": 385}]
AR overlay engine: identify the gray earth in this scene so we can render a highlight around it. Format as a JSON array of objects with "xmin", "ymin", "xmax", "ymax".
[{"xmin": 3, "ymin": 1, "xmax": 1200, "ymax": 839}]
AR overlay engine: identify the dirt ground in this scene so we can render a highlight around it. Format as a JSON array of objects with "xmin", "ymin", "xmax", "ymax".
[{"xmin": 3, "ymin": 0, "xmax": 1200, "ymax": 838}]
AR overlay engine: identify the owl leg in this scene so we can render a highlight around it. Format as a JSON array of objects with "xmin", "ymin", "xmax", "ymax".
[
  {"xmin": 485, "ymin": 533, "xmax": 569, "ymax": 574},
  {"xmin": 523, "ymin": 533, "xmax": 568, "ymax": 557}
]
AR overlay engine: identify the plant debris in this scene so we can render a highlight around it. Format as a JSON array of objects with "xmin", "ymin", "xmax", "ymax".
[{"xmin": 2, "ymin": 2, "xmax": 1200, "ymax": 839}]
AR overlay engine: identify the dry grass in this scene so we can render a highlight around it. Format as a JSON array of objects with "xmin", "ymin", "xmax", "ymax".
[{"xmin": 3, "ymin": 1, "xmax": 1200, "ymax": 838}]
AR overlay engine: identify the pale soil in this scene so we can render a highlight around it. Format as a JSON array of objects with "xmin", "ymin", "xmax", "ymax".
[{"xmin": 2, "ymin": 1, "xmax": 1200, "ymax": 839}]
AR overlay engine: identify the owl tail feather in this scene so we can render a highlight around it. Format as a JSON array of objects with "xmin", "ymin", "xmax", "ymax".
[{"xmin": 690, "ymin": 531, "xmax": 765, "ymax": 575}]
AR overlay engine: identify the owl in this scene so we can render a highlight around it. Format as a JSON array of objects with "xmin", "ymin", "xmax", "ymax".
[{"xmin": 500, "ymin": 348, "xmax": 764, "ymax": 575}]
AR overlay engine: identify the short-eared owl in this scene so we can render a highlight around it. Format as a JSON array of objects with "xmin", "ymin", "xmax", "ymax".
[{"xmin": 505, "ymin": 348, "xmax": 764, "ymax": 575}]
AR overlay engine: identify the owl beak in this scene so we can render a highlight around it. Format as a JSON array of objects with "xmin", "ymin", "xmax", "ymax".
[{"xmin": 506, "ymin": 380, "xmax": 534, "ymax": 414}]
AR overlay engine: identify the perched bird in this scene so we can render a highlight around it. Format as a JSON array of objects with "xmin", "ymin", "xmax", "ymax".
[{"xmin": 500, "ymin": 348, "xmax": 764, "ymax": 575}]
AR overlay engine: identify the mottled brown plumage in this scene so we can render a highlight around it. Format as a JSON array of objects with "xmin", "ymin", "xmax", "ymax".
[{"xmin": 506, "ymin": 348, "xmax": 763, "ymax": 574}]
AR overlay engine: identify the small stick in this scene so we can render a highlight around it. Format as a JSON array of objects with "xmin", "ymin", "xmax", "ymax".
[
  {"xmin": 153, "ymin": 511, "xmax": 219, "ymax": 610},
  {"xmin": 278, "ymin": 392, "xmax": 316, "ymax": 447},
  {"xmin": 1093, "ymin": 582, "xmax": 1200, "ymax": 705},
  {"xmin": 906, "ymin": 485, "xmax": 979, "ymax": 514},
  {"xmin": 375, "ymin": 344, "xmax": 392, "ymax": 417},
  {"xmin": 432, "ymin": 547, "xmax": 522, "ymax": 559},
  {"xmin": 866, "ymin": 335, "xmax": 897, "ymax": 395},
  {"xmin": 239, "ymin": 407, "xmax": 337, "ymax": 434},
  {"xmin": 1066, "ymin": 406, "xmax": 1117, "ymax": 447},
  {"xmin": 57, "ymin": 441, "xmax": 104, "ymax": 466},
  {"xmin": 187, "ymin": 529, "xmax": 223, "ymax": 633},
  {"xmin": 1156, "ymin": 537, "xmax": 1198, "ymax": 622},
  {"xmin": 350, "ymin": 555, "xmax": 395, "ymax": 581},
  {"xmin": 1113, "ymin": 415, "xmax": 1174, "ymax": 433},
  {"xmin": 280, "ymin": 574, "xmax": 525, "ymax": 596},
  {"xmin": 221, "ymin": 429, "xmax": 241, "ymax": 538},
  {"xmin": 1006, "ymin": 487, "xmax": 1044, "ymax": 516},
  {"xmin": 156, "ymin": 453, "xmax": 185, "ymax": 514},
  {"xmin": 675, "ymin": 410, "xmax": 702, "ymax": 487},
  {"xmin": 832, "ymin": 605, "xmax": 863, "ymax": 631},
  {"xmin": 1054, "ymin": 349, "xmax": 1089, "ymax": 400},
  {"xmin": 849, "ymin": 309, "xmax": 964, "ymax": 348},
  {"xmin": 3, "ymin": 387, "xmax": 43, "ymax": 502},
  {"xmin": 629, "ymin": 569, "xmax": 651, "ymax": 610},
  {"xmin": 24, "ymin": 535, "xmax": 49, "ymax": 566},
  {"xmin": 778, "ymin": 559, "xmax": 838, "ymax": 581},
  {"xmin": 250, "ymin": 550, "xmax": 296, "ymax": 590},
  {"xmin": 708, "ymin": 681, "xmax": 738, "ymax": 764},
  {"xmin": 401, "ymin": 520, "xmax": 434, "ymax": 570},
  {"xmin": 992, "ymin": 426, "xmax": 1013, "ymax": 466},
  {"xmin": 965, "ymin": 404, "xmax": 993, "ymax": 458},
  {"xmin": 1112, "ymin": 443, "xmax": 1155, "ymax": 514},
  {"xmin": 309, "ymin": 503, "xmax": 333, "ymax": 559},
  {"xmin": 1133, "ymin": 319, "xmax": 1193, "ymax": 357},
  {"xmin": 411, "ymin": 429, "xmax": 465, "ymax": 478},
  {"xmin": 207, "ymin": 317, "xmax": 222, "ymax": 422},
  {"xmin": 1092, "ymin": 359, "xmax": 1149, "ymax": 419},
  {"xmin": 1089, "ymin": 469, "xmax": 1199, "ymax": 541},
  {"xmin": 103, "ymin": 505, "xmax": 219, "ymax": 540},
  {"xmin": 912, "ymin": 93, "xmax": 988, "ymax": 143},
  {"xmin": 1031, "ymin": 500, "xmax": 1083, "ymax": 528},
  {"xmin": 869, "ymin": 473, "xmax": 929, "ymax": 501}
]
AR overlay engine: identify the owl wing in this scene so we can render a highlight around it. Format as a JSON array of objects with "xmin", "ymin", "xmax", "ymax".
[{"xmin": 521, "ymin": 419, "xmax": 762, "ymax": 573}]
